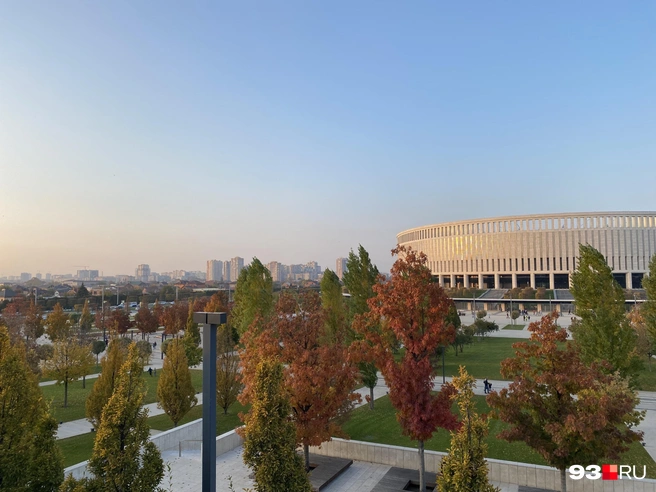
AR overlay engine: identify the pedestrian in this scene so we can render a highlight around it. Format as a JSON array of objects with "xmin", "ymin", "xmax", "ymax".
[
  {"xmin": 483, "ymin": 378, "xmax": 489, "ymax": 394},
  {"xmin": 148, "ymin": 367, "xmax": 153, "ymax": 377},
  {"xmin": 153, "ymin": 368, "xmax": 157, "ymax": 376}
]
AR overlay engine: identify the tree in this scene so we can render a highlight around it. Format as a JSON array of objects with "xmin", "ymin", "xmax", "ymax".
[
  {"xmin": 342, "ymin": 245, "xmax": 381, "ymax": 407},
  {"xmin": 160, "ymin": 302, "xmax": 186, "ymax": 337},
  {"xmin": 356, "ymin": 246, "xmax": 459, "ymax": 492},
  {"xmin": 232, "ymin": 258, "xmax": 274, "ymax": 335},
  {"xmin": 182, "ymin": 302, "xmax": 202, "ymax": 366},
  {"xmin": 240, "ymin": 291, "xmax": 360, "ymax": 471},
  {"xmin": 80, "ymin": 299, "xmax": 93, "ymax": 334},
  {"xmin": 320, "ymin": 269, "xmax": 347, "ymax": 342},
  {"xmin": 0, "ymin": 326, "xmax": 64, "ymax": 490},
  {"xmin": 134, "ymin": 302, "xmax": 158, "ymax": 339},
  {"xmin": 86, "ymin": 340, "xmax": 127, "ymax": 429},
  {"xmin": 77, "ymin": 283, "xmax": 90, "ymax": 298},
  {"xmin": 204, "ymin": 291, "xmax": 229, "ymax": 313},
  {"xmin": 438, "ymin": 367, "xmax": 499, "ymax": 492},
  {"xmin": 216, "ymin": 325, "xmax": 241, "ymax": 415},
  {"xmin": 241, "ymin": 358, "xmax": 312, "ymax": 492},
  {"xmin": 643, "ymin": 254, "xmax": 656, "ymax": 346},
  {"xmin": 86, "ymin": 343, "xmax": 164, "ymax": 491},
  {"xmin": 570, "ymin": 244, "xmax": 642, "ymax": 383},
  {"xmin": 95, "ymin": 303, "xmax": 110, "ymax": 339},
  {"xmin": 92, "ymin": 340, "xmax": 106, "ymax": 364},
  {"xmin": 487, "ymin": 313, "xmax": 644, "ymax": 492},
  {"xmin": 135, "ymin": 340, "xmax": 153, "ymax": 366},
  {"xmin": 510, "ymin": 310, "xmax": 519, "ymax": 325},
  {"xmin": 109, "ymin": 308, "xmax": 132, "ymax": 336},
  {"xmin": 24, "ymin": 299, "xmax": 45, "ymax": 343},
  {"xmin": 157, "ymin": 339, "xmax": 197, "ymax": 426},
  {"xmin": 78, "ymin": 340, "xmax": 96, "ymax": 389},
  {"xmin": 476, "ymin": 309, "xmax": 487, "ymax": 319},
  {"xmin": 47, "ymin": 303, "xmax": 71, "ymax": 342},
  {"xmin": 42, "ymin": 338, "xmax": 91, "ymax": 407}
]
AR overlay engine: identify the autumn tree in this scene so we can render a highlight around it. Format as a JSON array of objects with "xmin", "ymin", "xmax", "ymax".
[
  {"xmin": 643, "ymin": 253, "xmax": 656, "ymax": 346},
  {"xmin": 182, "ymin": 302, "xmax": 202, "ymax": 366},
  {"xmin": 86, "ymin": 343, "xmax": 164, "ymax": 491},
  {"xmin": 438, "ymin": 366, "xmax": 499, "ymax": 492},
  {"xmin": 488, "ymin": 313, "xmax": 644, "ymax": 492},
  {"xmin": 42, "ymin": 338, "xmax": 92, "ymax": 407},
  {"xmin": 109, "ymin": 307, "xmax": 132, "ymax": 336},
  {"xmin": 86, "ymin": 340, "xmax": 127, "ymax": 429},
  {"xmin": 241, "ymin": 358, "xmax": 312, "ymax": 492},
  {"xmin": 204, "ymin": 291, "xmax": 229, "ymax": 313},
  {"xmin": 157, "ymin": 338, "xmax": 197, "ymax": 426},
  {"xmin": 0, "ymin": 299, "xmax": 26, "ymax": 343},
  {"xmin": 216, "ymin": 325, "xmax": 241, "ymax": 415},
  {"xmin": 24, "ymin": 299, "xmax": 45, "ymax": 343},
  {"xmin": 627, "ymin": 306, "xmax": 656, "ymax": 370},
  {"xmin": 240, "ymin": 291, "xmax": 360, "ymax": 471},
  {"xmin": 80, "ymin": 299, "xmax": 93, "ymax": 334},
  {"xmin": 356, "ymin": 246, "xmax": 459, "ymax": 492},
  {"xmin": 160, "ymin": 302, "xmax": 186, "ymax": 337},
  {"xmin": 570, "ymin": 244, "xmax": 642, "ymax": 383},
  {"xmin": 232, "ymin": 257, "xmax": 274, "ymax": 335},
  {"xmin": 95, "ymin": 303, "xmax": 110, "ymax": 339},
  {"xmin": 0, "ymin": 326, "xmax": 64, "ymax": 490},
  {"xmin": 47, "ymin": 303, "xmax": 72, "ymax": 342},
  {"xmin": 342, "ymin": 245, "xmax": 381, "ymax": 408},
  {"xmin": 134, "ymin": 302, "xmax": 158, "ymax": 339}
]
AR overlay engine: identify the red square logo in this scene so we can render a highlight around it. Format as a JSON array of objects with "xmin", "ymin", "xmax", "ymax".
[{"xmin": 602, "ymin": 464, "xmax": 618, "ymax": 480}]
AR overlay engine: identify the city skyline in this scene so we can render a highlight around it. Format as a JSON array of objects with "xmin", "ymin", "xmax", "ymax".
[{"xmin": 2, "ymin": 2, "xmax": 655, "ymax": 277}]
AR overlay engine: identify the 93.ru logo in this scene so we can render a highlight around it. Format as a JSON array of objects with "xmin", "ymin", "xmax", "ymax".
[{"xmin": 569, "ymin": 465, "xmax": 647, "ymax": 481}]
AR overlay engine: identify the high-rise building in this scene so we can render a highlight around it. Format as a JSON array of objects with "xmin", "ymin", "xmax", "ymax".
[
  {"xmin": 336, "ymin": 258, "xmax": 348, "ymax": 280},
  {"xmin": 77, "ymin": 269, "xmax": 99, "ymax": 280},
  {"xmin": 267, "ymin": 261, "xmax": 282, "ymax": 282},
  {"xmin": 35, "ymin": 273, "xmax": 42, "ymax": 280},
  {"xmin": 45, "ymin": 273, "xmax": 52, "ymax": 281},
  {"xmin": 20, "ymin": 272, "xmax": 31, "ymax": 282},
  {"xmin": 223, "ymin": 262, "xmax": 231, "ymax": 283},
  {"xmin": 206, "ymin": 260, "xmax": 223, "ymax": 282},
  {"xmin": 135, "ymin": 264, "xmax": 151, "ymax": 283},
  {"xmin": 231, "ymin": 257, "xmax": 244, "ymax": 281}
]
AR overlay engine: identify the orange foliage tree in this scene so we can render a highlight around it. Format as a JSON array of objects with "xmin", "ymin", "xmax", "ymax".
[
  {"xmin": 240, "ymin": 291, "xmax": 360, "ymax": 471},
  {"xmin": 355, "ymin": 246, "xmax": 458, "ymax": 492}
]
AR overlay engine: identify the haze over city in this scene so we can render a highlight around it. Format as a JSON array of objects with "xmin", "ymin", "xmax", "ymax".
[{"xmin": 1, "ymin": 2, "xmax": 655, "ymax": 277}]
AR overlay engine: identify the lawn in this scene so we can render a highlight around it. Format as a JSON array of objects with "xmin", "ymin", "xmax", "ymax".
[
  {"xmin": 42, "ymin": 369, "xmax": 204, "ymax": 423},
  {"xmin": 41, "ymin": 365, "xmax": 103, "ymax": 382},
  {"xmin": 502, "ymin": 324, "xmax": 525, "ymax": 330},
  {"xmin": 57, "ymin": 400, "xmax": 248, "ymax": 468},
  {"xmin": 342, "ymin": 394, "xmax": 656, "ymax": 478}
]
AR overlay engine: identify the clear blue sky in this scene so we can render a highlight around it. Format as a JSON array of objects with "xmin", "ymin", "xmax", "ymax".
[{"xmin": 1, "ymin": 1, "xmax": 655, "ymax": 276}]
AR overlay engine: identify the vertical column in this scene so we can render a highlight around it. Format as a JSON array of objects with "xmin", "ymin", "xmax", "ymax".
[
  {"xmin": 494, "ymin": 274, "xmax": 500, "ymax": 290},
  {"xmin": 530, "ymin": 273, "xmax": 536, "ymax": 289},
  {"xmin": 626, "ymin": 272, "xmax": 633, "ymax": 290},
  {"xmin": 450, "ymin": 274, "xmax": 456, "ymax": 289},
  {"xmin": 549, "ymin": 273, "xmax": 555, "ymax": 290},
  {"xmin": 478, "ymin": 273, "xmax": 484, "ymax": 289},
  {"xmin": 463, "ymin": 275, "xmax": 470, "ymax": 288},
  {"xmin": 438, "ymin": 275, "xmax": 444, "ymax": 288},
  {"xmin": 511, "ymin": 273, "xmax": 517, "ymax": 289}
]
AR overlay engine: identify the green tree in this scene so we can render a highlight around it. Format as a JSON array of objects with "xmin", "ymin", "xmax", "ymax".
[
  {"xmin": 77, "ymin": 283, "xmax": 90, "ymax": 298},
  {"xmin": 42, "ymin": 338, "xmax": 91, "ymax": 407},
  {"xmin": 342, "ymin": 244, "xmax": 380, "ymax": 320},
  {"xmin": 80, "ymin": 299, "xmax": 94, "ymax": 334},
  {"xmin": 0, "ymin": 326, "xmax": 64, "ymax": 490},
  {"xmin": 92, "ymin": 340, "xmax": 106, "ymax": 364},
  {"xmin": 643, "ymin": 254, "xmax": 656, "ymax": 346},
  {"xmin": 241, "ymin": 358, "xmax": 312, "ymax": 492},
  {"xmin": 47, "ymin": 303, "xmax": 71, "ymax": 342},
  {"xmin": 232, "ymin": 258, "xmax": 274, "ymax": 335},
  {"xmin": 438, "ymin": 367, "xmax": 499, "ymax": 492},
  {"xmin": 157, "ymin": 339, "xmax": 197, "ymax": 426},
  {"xmin": 86, "ymin": 340, "xmax": 127, "ymax": 429},
  {"xmin": 182, "ymin": 302, "xmax": 202, "ymax": 366},
  {"xmin": 216, "ymin": 325, "xmax": 241, "ymax": 415},
  {"xmin": 87, "ymin": 343, "xmax": 164, "ymax": 491},
  {"xmin": 320, "ymin": 268, "xmax": 347, "ymax": 342},
  {"xmin": 570, "ymin": 244, "xmax": 642, "ymax": 383},
  {"xmin": 488, "ymin": 314, "xmax": 644, "ymax": 492}
]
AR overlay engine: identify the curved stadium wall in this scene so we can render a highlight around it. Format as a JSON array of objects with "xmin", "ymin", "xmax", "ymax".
[{"xmin": 396, "ymin": 212, "xmax": 656, "ymax": 290}]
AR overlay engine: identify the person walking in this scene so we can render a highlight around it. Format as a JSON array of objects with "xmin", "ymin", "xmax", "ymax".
[{"xmin": 483, "ymin": 378, "xmax": 489, "ymax": 394}]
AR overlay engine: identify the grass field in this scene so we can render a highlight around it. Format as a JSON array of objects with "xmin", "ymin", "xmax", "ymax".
[
  {"xmin": 43, "ymin": 369, "xmax": 204, "ymax": 423},
  {"xmin": 57, "ymin": 400, "xmax": 248, "ymax": 468},
  {"xmin": 342, "ymin": 394, "xmax": 656, "ymax": 478},
  {"xmin": 501, "ymin": 324, "xmax": 525, "ymax": 330}
]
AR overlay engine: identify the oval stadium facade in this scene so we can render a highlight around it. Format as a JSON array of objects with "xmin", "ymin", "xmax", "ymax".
[{"xmin": 397, "ymin": 212, "xmax": 656, "ymax": 291}]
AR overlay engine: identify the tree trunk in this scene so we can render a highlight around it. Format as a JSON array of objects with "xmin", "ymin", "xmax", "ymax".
[
  {"xmin": 64, "ymin": 380, "xmax": 68, "ymax": 408},
  {"xmin": 304, "ymin": 443, "xmax": 310, "ymax": 472},
  {"xmin": 560, "ymin": 468, "xmax": 567, "ymax": 492},
  {"xmin": 418, "ymin": 439, "xmax": 425, "ymax": 492},
  {"xmin": 369, "ymin": 387, "xmax": 374, "ymax": 410},
  {"xmin": 83, "ymin": 374, "xmax": 86, "ymax": 389}
]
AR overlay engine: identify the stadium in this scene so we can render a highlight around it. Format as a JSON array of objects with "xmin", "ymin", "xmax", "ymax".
[{"xmin": 397, "ymin": 212, "xmax": 656, "ymax": 294}]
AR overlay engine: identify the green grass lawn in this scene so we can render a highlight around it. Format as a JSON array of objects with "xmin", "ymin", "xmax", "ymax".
[
  {"xmin": 57, "ymin": 400, "xmax": 248, "ymax": 468},
  {"xmin": 43, "ymin": 369, "xmax": 204, "ymax": 423},
  {"xmin": 342, "ymin": 395, "xmax": 656, "ymax": 478},
  {"xmin": 40, "ymin": 365, "xmax": 103, "ymax": 382},
  {"xmin": 501, "ymin": 324, "xmax": 525, "ymax": 330}
]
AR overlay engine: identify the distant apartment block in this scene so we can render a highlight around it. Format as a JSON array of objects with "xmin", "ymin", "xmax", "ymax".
[
  {"xmin": 35, "ymin": 273, "xmax": 42, "ymax": 280},
  {"xmin": 20, "ymin": 272, "xmax": 31, "ymax": 282},
  {"xmin": 135, "ymin": 264, "xmax": 151, "ymax": 283},
  {"xmin": 267, "ymin": 261, "xmax": 282, "ymax": 282},
  {"xmin": 336, "ymin": 258, "xmax": 347, "ymax": 280},
  {"xmin": 207, "ymin": 260, "xmax": 224, "ymax": 282},
  {"xmin": 222, "ymin": 262, "xmax": 231, "ymax": 283},
  {"xmin": 45, "ymin": 273, "xmax": 52, "ymax": 281},
  {"xmin": 77, "ymin": 269, "xmax": 99, "ymax": 280},
  {"xmin": 231, "ymin": 257, "xmax": 244, "ymax": 281}
]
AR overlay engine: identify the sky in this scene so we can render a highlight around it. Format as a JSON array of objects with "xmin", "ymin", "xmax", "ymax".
[{"xmin": 1, "ymin": 1, "xmax": 655, "ymax": 277}]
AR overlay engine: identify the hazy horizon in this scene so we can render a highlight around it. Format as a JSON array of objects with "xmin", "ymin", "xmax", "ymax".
[{"xmin": 2, "ymin": 2, "xmax": 655, "ymax": 277}]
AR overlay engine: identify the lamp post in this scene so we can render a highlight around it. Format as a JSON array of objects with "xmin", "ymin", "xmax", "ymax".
[
  {"xmin": 193, "ymin": 311, "xmax": 227, "ymax": 492},
  {"xmin": 442, "ymin": 345, "xmax": 446, "ymax": 384}
]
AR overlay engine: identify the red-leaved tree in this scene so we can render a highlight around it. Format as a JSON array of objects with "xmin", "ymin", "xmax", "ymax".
[
  {"xmin": 240, "ymin": 291, "xmax": 360, "ymax": 471},
  {"xmin": 487, "ymin": 313, "xmax": 644, "ymax": 492},
  {"xmin": 356, "ymin": 246, "xmax": 459, "ymax": 492}
]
